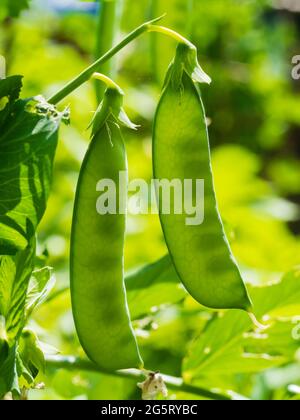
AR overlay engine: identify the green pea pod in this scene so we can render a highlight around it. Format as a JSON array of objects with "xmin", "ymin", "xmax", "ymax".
[
  {"xmin": 70, "ymin": 86, "xmax": 143, "ymax": 371},
  {"xmin": 153, "ymin": 44, "xmax": 252, "ymax": 311}
]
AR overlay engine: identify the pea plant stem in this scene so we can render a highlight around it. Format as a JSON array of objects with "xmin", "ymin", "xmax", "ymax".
[
  {"xmin": 95, "ymin": 0, "xmax": 119, "ymax": 102},
  {"xmin": 147, "ymin": 25, "xmax": 193, "ymax": 47},
  {"xmin": 93, "ymin": 72, "xmax": 122, "ymax": 91},
  {"xmin": 45, "ymin": 355, "xmax": 233, "ymax": 400},
  {"xmin": 48, "ymin": 15, "xmax": 164, "ymax": 105}
]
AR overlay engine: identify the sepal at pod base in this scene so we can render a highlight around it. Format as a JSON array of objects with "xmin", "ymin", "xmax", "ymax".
[
  {"xmin": 168, "ymin": 42, "xmax": 212, "ymax": 88},
  {"xmin": 90, "ymin": 86, "xmax": 138, "ymax": 137}
]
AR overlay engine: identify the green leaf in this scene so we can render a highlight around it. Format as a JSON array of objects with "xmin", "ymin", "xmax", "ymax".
[
  {"xmin": 251, "ymin": 268, "xmax": 300, "ymax": 318},
  {"xmin": 18, "ymin": 329, "xmax": 45, "ymax": 384},
  {"xmin": 183, "ymin": 311, "xmax": 285, "ymax": 379},
  {"xmin": 126, "ymin": 255, "xmax": 179, "ymax": 290},
  {"xmin": 16, "ymin": 352, "xmax": 34, "ymax": 385},
  {"xmin": 8, "ymin": 0, "xmax": 31, "ymax": 17},
  {"xmin": 0, "ymin": 345, "xmax": 19, "ymax": 399},
  {"xmin": 0, "ymin": 0, "xmax": 31, "ymax": 20},
  {"xmin": 0, "ymin": 76, "xmax": 64, "ymax": 396},
  {"xmin": 0, "ymin": 77, "xmax": 64, "ymax": 254},
  {"xmin": 126, "ymin": 255, "xmax": 186, "ymax": 319},
  {"xmin": 0, "ymin": 256, "xmax": 16, "ymax": 317},
  {"xmin": 25, "ymin": 267, "xmax": 56, "ymax": 319},
  {"xmin": 0, "ymin": 76, "xmax": 23, "ymax": 126},
  {"xmin": 262, "ymin": 364, "xmax": 300, "ymax": 391},
  {"xmin": 0, "ymin": 235, "xmax": 36, "ymax": 344},
  {"xmin": 244, "ymin": 320, "xmax": 300, "ymax": 359},
  {"xmin": 183, "ymin": 270, "xmax": 300, "ymax": 380}
]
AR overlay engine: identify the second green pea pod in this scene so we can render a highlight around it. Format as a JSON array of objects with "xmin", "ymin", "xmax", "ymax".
[{"xmin": 153, "ymin": 44, "xmax": 252, "ymax": 311}]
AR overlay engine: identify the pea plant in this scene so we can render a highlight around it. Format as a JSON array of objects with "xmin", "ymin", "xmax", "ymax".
[{"xmin": 0, "ymin": 0, "xmax": 300, "ymax": 401}]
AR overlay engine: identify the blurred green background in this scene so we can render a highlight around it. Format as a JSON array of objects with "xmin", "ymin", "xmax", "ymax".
[{"xmin": 1, "ymin": 0, "xmax": 300, "ymax": 400}]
